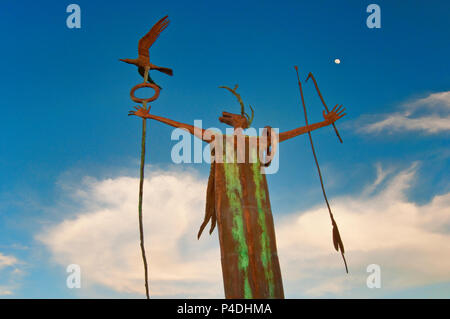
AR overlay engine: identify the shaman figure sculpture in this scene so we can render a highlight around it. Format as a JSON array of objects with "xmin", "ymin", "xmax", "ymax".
[
  {"xmin": 129, "ymin": 82, "xmax": 346, "ymax": 298},
  {"xmin": 123, "ymin": 15, "xmax": 347, "ymax": 299}
]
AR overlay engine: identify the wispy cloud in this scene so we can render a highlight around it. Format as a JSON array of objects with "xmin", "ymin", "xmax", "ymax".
[
  {"xmin": 0, "ymin": 252, "xmax": 21, "ymax": 296},
  {"xmin": 0, "ymin": 287, "xmax": 13, "ymax": 296},
  {"xmin": 360, "ymin": 91, "xmax": 450, "ymax": 134},
  {"xmin": 0, "ymin": 253, "xmax": 18, "ymax": 269},
  {"xmin": 37, "ymin": 165, "xmax": 450, "ymax": 298},
  {"xmin": 408, "ymin": 91, "xmax": 450, "ymax": 111}
]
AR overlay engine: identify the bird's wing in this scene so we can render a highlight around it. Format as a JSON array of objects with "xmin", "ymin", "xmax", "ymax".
[{"xmin": 138, "ymin": 15, "xmax": 170, "ymax": 57}]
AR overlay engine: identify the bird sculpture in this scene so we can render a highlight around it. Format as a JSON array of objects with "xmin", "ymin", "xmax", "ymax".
[{"xmin": 120, "ymin": 15, "xmax": 173, "ymax": 87}]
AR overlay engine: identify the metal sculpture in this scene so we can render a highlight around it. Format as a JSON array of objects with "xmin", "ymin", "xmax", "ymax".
[
  {"xmin": 122, "ymin": 16, "xmax": 347, "ymax": 300},
  {"xmin": 129, "ymin": 82, "xmax": 346, "ymax": 298},
  {"xmin": 219, "ymin": 85, "xmax": 254, "ymax": 127},
  {"xmin": 295, "ymin": 66, "xmax": 348, "ymax": 272},
  {"xmin": 120, "ymin": 15, "xmax": 173, "ymax": 88},
  {"xmin": 122, "ymin": 15, "xmax": 173, "ymax": 299}
]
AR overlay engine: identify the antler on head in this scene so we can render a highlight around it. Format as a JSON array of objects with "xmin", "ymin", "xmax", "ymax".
[{"xmin": 219, "ymin": 85, "xmax": 254, "ymax": 127}]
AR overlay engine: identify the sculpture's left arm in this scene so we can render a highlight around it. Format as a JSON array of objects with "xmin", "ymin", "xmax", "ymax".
[{"xmin": 278, "ymin": 104, "xmax": 346, "ymax": 143}]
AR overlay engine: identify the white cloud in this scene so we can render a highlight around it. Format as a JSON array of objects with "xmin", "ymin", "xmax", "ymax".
[
  {"xmin": 0, "ymin": 287, "xmax": 13, "ymax": 296},
  {"xmin": 362, "ymin": 162, "xmax": 392, "ymax": 195},
  {"xmin": 38, "ymin": 165, "xmax": 450, "ymax": 298},
  {"xmin": 408, "ymin": 91, "xmax": 450, "ymax": 110},
  {"xmin": 37, "ymin": 169, "xmax": 223, "ymax": 298},
  {"xmin": 0, "ymin": 253, "xmax": 18, "ymax": 269},
  {"xmin": 363, "ymin": 114, "xmax": 450, "ymax": 134},
  {"xmin": 0, "ymin": 252, "xmax": 21, "ymax": 296},
  {"xmin": 361, "ymin": 90, "xmax": 450, "ymax": 134},
  {"xmin": 277, "ymin": 163, "xmax": 450, "ymax": 297}
]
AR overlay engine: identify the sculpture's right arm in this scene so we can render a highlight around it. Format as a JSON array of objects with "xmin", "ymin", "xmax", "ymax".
[
  {"xmin": 129, "ymin": 106, "xmax": 212, "ymax": 142},
  {"xmin": 148, "ymin": 114, "xmax": 211, "ymax": 141}
]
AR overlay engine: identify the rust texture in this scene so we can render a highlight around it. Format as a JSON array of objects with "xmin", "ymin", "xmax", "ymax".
[
  {"xmin": 130, "ymin": 82, "xmax": 160, "ymax": 104},
  {"xmin": 120, "ymin": 15, "xmax": 173, "ymax": 87},
  {"xmin": 129, "ymin": 82, "xmax": 346, "ymax": 298},
  {"xmin": 219, "ymin": 85, "xmax": 254, "ymax": 127},
  {"xmin": 212, "ymin": 135, "xmax": 284, "ymax": 298}
]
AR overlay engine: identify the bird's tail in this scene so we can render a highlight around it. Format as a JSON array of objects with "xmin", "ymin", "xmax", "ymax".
[
  {"xmin": 147, "ymin": 75, "xmax": 162, "ymax": 89},
  {"xmin": 138, "ymin": 67, "xmax": 162, "ymax": 89},
  {"xmin": 154, "ymin": 66, "xmax": 173, "ymax": 76}
]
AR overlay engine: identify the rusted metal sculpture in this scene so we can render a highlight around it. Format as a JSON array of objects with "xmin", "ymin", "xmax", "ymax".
[
  {"xmin": 219, "ymin": 85, "xmax": 254, "ymax": 126},
  {"xmin": 122, "ymin": 15, "xmax": 173, "ymax": 299},
  {"xmin": 120, "ymin": 15, "xmax": 173, "ymax": 88},
  {"xmin": 295, "ymin": 66, "xmax": 348, "ymax": 272},
  {"xmin": 121, "ymin": 14, "xmax": 348, "ymax": 299},
  {"xmin": 129, "ymin": 79, "xmax": 346, "ymax": 298}
]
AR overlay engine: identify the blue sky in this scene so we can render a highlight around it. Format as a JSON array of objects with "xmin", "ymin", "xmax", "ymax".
[{"xmin": 0, "ymin": 0, "xmax": 449, "ymax": 298}]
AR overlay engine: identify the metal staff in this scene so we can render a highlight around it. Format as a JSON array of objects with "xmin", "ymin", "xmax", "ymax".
[
  {"xmin": 123, "ymin": 15, "xmax": 172, "ymax": 298},
  {"xmin": 294, "ymin": 66, "xmax": 348, "ymax": 273},
  {"xmin": 306, "ymin": 72, "xmax": 343, "ymax": 144},
  {"xmin": 130, "ymin": 67, "xmax": 161, "ymax": 298}
]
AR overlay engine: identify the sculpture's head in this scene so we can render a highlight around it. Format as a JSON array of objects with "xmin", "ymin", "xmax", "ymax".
[
  {"xmin": 219, "ymin": 85, "xmax": 254, "ymax": 130},
  {"xmin": 219, "ymin": 111, "xmax": 249, "ymax": 129}
]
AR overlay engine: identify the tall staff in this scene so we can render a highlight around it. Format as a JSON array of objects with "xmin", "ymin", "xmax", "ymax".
[
  {"xmin": 123, "ymin": 16, "xmax": 173, "ymax": 299},
  {"xmin": 294, "ymin": 66, "xmax": 348, "ymax": 273}
]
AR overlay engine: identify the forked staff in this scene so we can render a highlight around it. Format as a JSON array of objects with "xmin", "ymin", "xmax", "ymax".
[{"xmin": 295, "ymin": 66, "xmax": 348, "ymax": 273}]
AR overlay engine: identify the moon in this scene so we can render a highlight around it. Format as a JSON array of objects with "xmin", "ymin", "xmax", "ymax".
[{"xmin": 334, "ymin": 58, "xmax": 341, "ymax": 64}]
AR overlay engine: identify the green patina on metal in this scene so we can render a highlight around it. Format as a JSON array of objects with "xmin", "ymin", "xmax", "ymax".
[
  {"xmin": 251, "ymin": 148, "xmax": 275, "ymax": 297},
  {"xmin": 223, "ymin": 159, "xmax": 253, "ymax": 299}
]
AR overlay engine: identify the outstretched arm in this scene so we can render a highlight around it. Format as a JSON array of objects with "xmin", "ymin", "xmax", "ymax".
[
  {"xmin": 129, "ymin": 105, "xmax": 212, "ymax": 142},
  {"xmin": 278, "ymin": 104, "xmax": 346, "ymax": 143}
]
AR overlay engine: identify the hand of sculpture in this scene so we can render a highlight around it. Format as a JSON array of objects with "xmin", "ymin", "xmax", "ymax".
[
  {"xmin": 323, "ymin": 104, "xmax": 346, "ymax": 124},
  {"xmin": 128, "ymin": 105, "xmax": 153, "ymax": 119}
]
